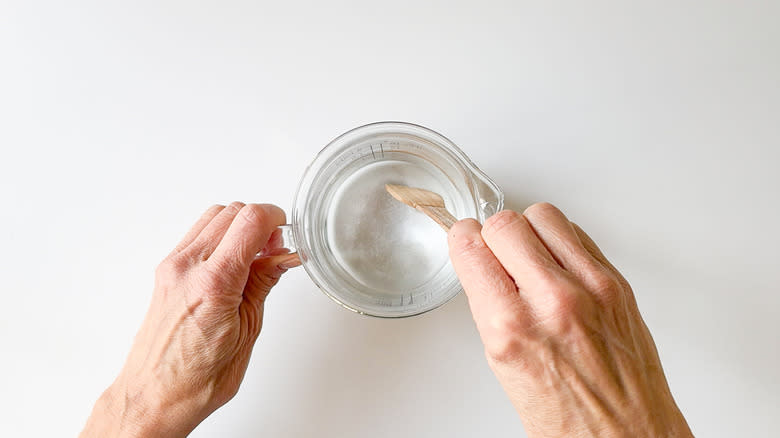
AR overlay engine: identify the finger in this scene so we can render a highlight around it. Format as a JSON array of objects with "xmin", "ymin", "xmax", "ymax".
[
  {"xmin": 571, "ymin": 222, "xmax": 638, "ymax": 305},
  {"xmin": 187, "ymin": 201, "xmax": 246, "ymax": 259},
  {"xmin": 243, "ymin": 253, "xmax": 289, "ymax": 306},
  {"xmin": 238, "ymin": 254, "xmax": 289, "ymax": 343},
  {"xmin": 172, "ymin": 204, "xmax": 225, "ymax": 254},
  {"xmin": 448, "ymin": 219, "xmax": 525, "ymax": 322},
  {"xmin": 259, "ymin": 228, "xmax": 284, "ymax": 256},
  {"xmin": 449, "ymin": 219, "xmax": 531, "ymax": 361},
  {"xmin": 522, "ymin": 203, "xmax": 608, "ymax": 290},
  {"xmin": 570, "ymin": 223, "xmax": 620, "ymax": 274},
  {"xmin": 480, "ymin": 210, "xmax": 563, "ymax": 289},
  {"xmin": 267, "ymin": 253, "xmax": 301, "ymax": 270},
  {"xmin": 208, "ymin": 204, "xmax": 286, "ymax": 275},
  {"xmin": 571, "ymin": 222, "xmax": 630, "ymax": 286}
]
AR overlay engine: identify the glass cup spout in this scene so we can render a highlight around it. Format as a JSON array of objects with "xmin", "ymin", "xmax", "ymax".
[{"xmin": 469, "ymin": 166, "xmax": 504, "ymax": 220}]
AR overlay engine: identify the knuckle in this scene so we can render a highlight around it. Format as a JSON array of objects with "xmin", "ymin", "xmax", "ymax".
[
  {"xmin": 588, "ymin": 271, "xmax": 623, "ymax": 306},
  {"xmin": 483, "ymin": 313, "xmax": 526, "ymax": 364},
  {"xmin": 482, "ymin": 210, "xmax": 522, "ymax": 238},
  {"xmin": 533, "ymin": 279, "xmax": 584, "ymax": 333},
  {"xmin": 155, "ymin": 255, "xmax": 188, "ymax": 281},
  {"xmin": 523, "ymin": 202, "xmax": 560, "ymax": 219},
  {"xmin": 240, "ymin": 203, "xmax": 269, "ymax": 226},
  {"xmin": 207, "ymin": 255, "xmax": 241, "ymax": 279},
  {"xmin": 485, "ymin": 336, "xmax": 524, "ymax": 364},
  {"xmin": 227, "ymin": 201, "xmax": 246, "ymax": 212},
  {"xmin": 208, "ymin": 204, "xmax": 225, "ymax": 213},
  {"xmin": 153, "ymin": 261, "xmax": 168, "ymax": 279}
]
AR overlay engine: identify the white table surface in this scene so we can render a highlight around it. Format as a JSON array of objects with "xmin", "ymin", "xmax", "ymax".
[{"xmin": 2, "ymin": 1, "xmax": 778, "ymax": 437}]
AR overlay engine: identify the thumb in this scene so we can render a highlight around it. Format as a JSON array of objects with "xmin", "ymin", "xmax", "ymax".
[{"xmin": 243, "ymin": 254, "xmax": 299, "ymax": 305}]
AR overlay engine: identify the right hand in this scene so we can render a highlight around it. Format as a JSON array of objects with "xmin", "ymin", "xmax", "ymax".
[{"xmin": 447, "ymin": 204, "xmax": 692, "ymax": 438}]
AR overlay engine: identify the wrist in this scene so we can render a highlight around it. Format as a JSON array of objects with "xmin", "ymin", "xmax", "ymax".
[
  {"xmin": 80, "ymin": 374, "xmax": 209, "ymax": 438},
  {"xmin": 80, "ymin": 383, "xmax": 155, "ymax": 438}
]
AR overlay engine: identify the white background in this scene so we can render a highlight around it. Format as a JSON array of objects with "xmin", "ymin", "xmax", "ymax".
[{"xmin": 1, "ymin": 1, "xmax": 779, "ymax": 437}]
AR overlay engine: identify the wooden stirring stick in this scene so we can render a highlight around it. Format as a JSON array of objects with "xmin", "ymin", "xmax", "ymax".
[{"xmin": 385, "ymin": 184, "xmax": 458, "ymax": 231}]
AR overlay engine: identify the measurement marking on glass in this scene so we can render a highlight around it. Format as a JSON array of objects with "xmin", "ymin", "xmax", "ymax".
[
  {"xmin": 370, "ymin": 145, "xmax": 376, "ymax": 160},
  {"xmin": 380, "ymin": 143, "xmax": 384, "ymax": 157}
]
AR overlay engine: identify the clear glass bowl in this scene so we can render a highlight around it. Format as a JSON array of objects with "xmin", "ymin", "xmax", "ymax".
[{"xmin": 291, "ymin": 122, "xmax": 503, "ymax": 317}]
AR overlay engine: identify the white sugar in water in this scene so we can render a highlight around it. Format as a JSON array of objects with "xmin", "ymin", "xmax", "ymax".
[{"xmin": 327, "ymin": 160, "xmax": 455, "ymax": 295}]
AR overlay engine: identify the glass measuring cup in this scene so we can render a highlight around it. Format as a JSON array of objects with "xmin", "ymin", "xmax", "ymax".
[{"xmin": 284, "ymin": 122, "xmax": 503, "ymax": 318}]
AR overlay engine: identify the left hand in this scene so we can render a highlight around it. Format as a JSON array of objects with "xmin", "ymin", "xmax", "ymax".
[{"xmin": 80, "ymin": 202, "xmax": 300, "ymax": 438}]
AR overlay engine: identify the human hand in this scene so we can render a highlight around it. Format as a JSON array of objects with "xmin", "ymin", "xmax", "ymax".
[
  {"xmin": 81, "ymin": 202, "xmax": 300, "ymax": 438},
  {"xmin": 448, "ymin": 204, "xmax": 692, "ymax": 438}
]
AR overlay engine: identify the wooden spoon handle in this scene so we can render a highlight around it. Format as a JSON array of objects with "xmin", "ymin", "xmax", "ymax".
[{"xmin": 417, "ymin": 205, "xmax": 458, "ymax": 231}]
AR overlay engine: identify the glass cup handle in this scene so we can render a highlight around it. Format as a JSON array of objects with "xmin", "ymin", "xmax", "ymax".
[
  {"xmin": 277, "ymin": 224, "xmax": 297, "ymax": 253},
  {"xmin": 262, "ymin": 224, "xmax": 300, "ymax": 269}
]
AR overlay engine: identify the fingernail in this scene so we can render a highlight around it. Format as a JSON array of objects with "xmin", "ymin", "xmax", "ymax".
[{"xmin": 277, "ymin": 254, "xmax": 301, "ymax": 270}]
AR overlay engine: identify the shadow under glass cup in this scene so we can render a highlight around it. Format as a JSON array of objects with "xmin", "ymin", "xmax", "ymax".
[{"xmin": 284, "ymin": 122, "xmax": 503, "ymax": 318}]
